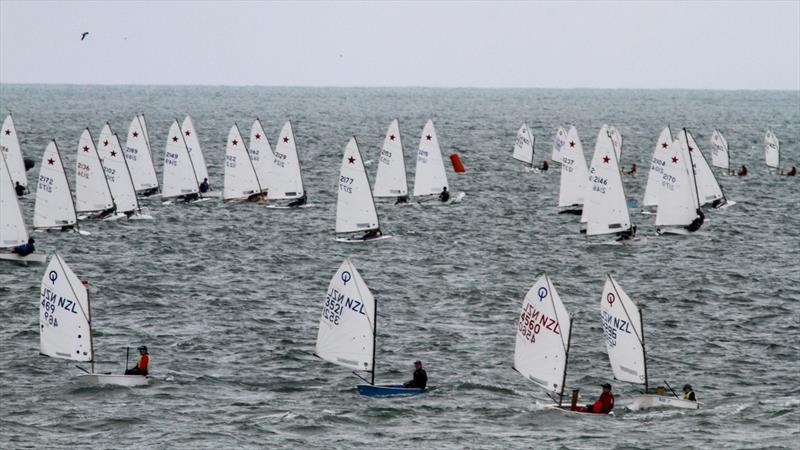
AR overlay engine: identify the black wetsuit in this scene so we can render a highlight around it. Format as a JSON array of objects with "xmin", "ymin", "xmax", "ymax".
[
  {"xmin": 14, "ymin": 183, "xmax": 25, "ymax": 197},
  {"xmin": 540, "ymin": 161, "xmax": 549, "ymax": 171},
  {"xmin": 711, "ymin": 198, "xmax": 727, "ymax": 209},
  {"xmin": 439, "ymin": 190, "xmax": 450, "ymax": 202},
  {"xmin": 404, "ymin": 368, "xmax": 427, "ymax": 389},
  {"xmin": 616, "ymin": 225, "xmax": 637, "ymax": 241},
  {"xmin": 686, "ymin": 208, "xmax": 705, "ymax": 232},
  {"xmin": 395, "ymin": 195, "xmax": 409, "ymax": 204},
  {"xmin": 287, "ymin": 193, "xmax": 307, "ymax": 207},
  {"xmin": 199, "ymin": 180, "xmax": 210, "ymax": 193}
]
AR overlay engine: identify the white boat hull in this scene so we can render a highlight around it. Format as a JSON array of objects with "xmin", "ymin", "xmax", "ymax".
[
  {"xmin": 265, "ymin": 203, "xmax": 316, "ymax": 209},
  {"xmin": 77, "ymin": 374, "xmax": 149, "ymax": 387},
  {"xmin": 335, "ymin": 234, "xmax": 393, "ymax": 243},
  {"xmin": 627, "ymin": 394, "xmax": 701, "ymax": 411},
  {"xmin": 0, "ymin": 253, "xmax": 47, "ymax": 264}
]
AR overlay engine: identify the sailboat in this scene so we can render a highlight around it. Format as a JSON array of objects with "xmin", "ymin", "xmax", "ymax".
[
  {"xmin": 512, "ymin": 123, "xmax": 535, "ymax": 171},
  {"xmin": 581, "ymin": 125, "xmax": 636, "ymax": 241},
  {"xmin": 315, "ymin": 258, "xmax": 425, "ymax": 397},
  {"xmin": 551, "ymin": 126, "xmax": 568, "ymax": 165},
  {"xmin": 75, "ymin": 129, "xmax": 125, "ymax": 221},
  {"xmin": 40, "ymin": 254, "xmax": 149, "ymax": 386},
  {"xmin": 372, "ymin": 119, "xmax": 409, "ymax": 202},
  {"xmin": 182, "ymin": 115, "xmax": 215, "ymax": 197},
  {"xmin": 412, "ymin": 120, "xmax": 464, "ymax": 203},
  {"xmin": 97, "ymin": 123, "xmax": 153, "ymax": 219},
  {"xmin": 513, "ymin": 274, "xmax": 594, "ymax": 412},
  {"xmin": 0, "ymin": 152, "xmax": 46, "ymax": 263},
  {"xmin": 681, "ymin": 129, "xmax": 734, "ymax": 209},
  {"xmin": 33, "ymin": 140, "xmax": 82, "ymax": 233},
  {"xmin": 335, "ymin": 137, "xmax": 391, "ymax": 242},
  {"xmin": 248, "ymin": 118, "xmax": 273, "ymax": 195},
  {"xmin": 600, "ymin": 274, "xmax": 701, "ymax": 410},
  {"xmin": 223, "ymin": 123, "xmax": 265, "ymax": 203},
  {"xmin": 764, "ymin": 129, "xmax": 780, "ymax": 172},
  {"xmin": 162, "ymin": 119, "xmax": 204, "ymax": 204},
  {"xmin": 710, "ymin": 130, "xmax": 732, "ymax": 175},
  {"xmin": 642, "ymin": 127, "xmax": 674, "ymax": 210},
  {"xmin": 1, "ymin": 113, "xmax": 28, "ymax": 193},
  {"xmin": 655, "ymin": 133, "xmax": 703, "ymax": 235},
  {"xmin": 266, "ymin": 121, "xmax": 308, "ymax": 208},
  {"xmin": 124, "ymin": 114, "xmax": 160, "ymax": 196},
  {"xmin": 557, "ymin": 126, "xmax": 588, "ymax": 214}
]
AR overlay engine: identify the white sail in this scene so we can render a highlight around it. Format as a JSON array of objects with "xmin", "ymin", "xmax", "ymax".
[
  {"xmin": 681, "ymin": 130, "xmax": 723, "ymax": 206},
  {"xmin": 655, "ymin": 138, "xmax": 698, "ymax": 227},
  {"xmin": 551, "ymin": 126, "xmax": 568, "ymax": 164},
  {"xmin": 764, "ymin": 129, "xmax": 780, "ymax": 169},
  {"xmin": 512, "ymin": 123, "xmax": 534, "ymax": 166},
  {"xmin": 558, "ymin": 126, "xmax": 589, "ymax": 207},
  {"xmin": 249, "ymin": 119, "xmax": 273, "ymax": 193},
  {"xmin": 513, "ymin": 274, "xmax": 571, "ymax": 395},
  {"xmin": 609, "ymin": 126, "xmax": 623, "ymax": 161},
  {"xmin": 223, "ymin": 124, "xmax": 262, "ymax": 201},
  {"xmin": 97, "ymin": 124, "xmax": 139, "ymax": 214},
  {"xmin": 373, "ymin": 119, "xmax": 408, "ymax": 198},
  {"xmin": 124, "ymin": 115, "xmax": 159, "ymax": 193},
  {"xmin": 710, "ymin": 130, "xmax": 730, "ymax": 171},
  {"xmin": 315, "ymin": 258, "xmax": 376, "ymax": 372},
  {"xmin": 139, "ymin": 114, "xmax": 151, "ymax": 152},
  {"xmin": 269, "ymin": 121, "xmax": 305, "ymax": 199},
  {"xmin": 642, "ymin": 127, "xmax": 673, "ymax": 207},
  {"xmin": 1, "ymin": 114, "xmax": 27, "ymax": 189},
  {"xmin": 181, "ymin": 116, "xmax": 210, "ymax": 184},
  {"xmin": 162, "ymin": 120, "xmax": 199, "ymax": 199},
  {"xmin": 601, "ymin": 274, "xmax": 646, "ymax": 385},
  {"xmin": 413, "ymin": 120, "xmax": 448, "ymax": 197},
  {"xmin": 75, "ymin": 129, "xmax": 114, "ymax": 214},
  {"xmin": 40, "ymin": 254, "xmax": 92, "ymax": 362},
  {"xmin": 583, "ymin": 126, "xmax": 632, "ymax": 236},
  {"xmin": 336, "ymin": 137, "xmax": 380, "ymax": 233},
  {"xmin": 0, "ymin": 152, "xmax": 29, "ymax": 248},
  {"xmin": 34, "ymin": 141, "xmax": 77, "ymax": 230}
]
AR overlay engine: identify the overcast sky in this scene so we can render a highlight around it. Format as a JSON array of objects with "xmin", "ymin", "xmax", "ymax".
[{"xmin": 1, "ymin": 0, "xmax": 798, "ymax": 89}]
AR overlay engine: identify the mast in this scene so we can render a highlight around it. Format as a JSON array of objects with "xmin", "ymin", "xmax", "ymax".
[
  {"xmin": 558, "ymin": 316, "xmax": 574, "ymax": 407},
  {"xmin": 640, "ymin": 306, "xmax": 648, "ymax": 393},
  {"xmin": 609, "ymin": 127, "xmax": 634, "ymax": 234},
  {"xmin": 371, "ymin": 297, "xmax": 377, "ymax": 386},
  {"xmin": 683, "ymin": 128, "xmax": 701, "ymax": 208},
  {"xmin": 83, "ymin": 279, "xmax": 94, "ymax": 374}
]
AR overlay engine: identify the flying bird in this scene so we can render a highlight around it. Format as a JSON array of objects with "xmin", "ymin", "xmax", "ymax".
[{"xmin": 81, "ymin": 32, "xmax": 89, "ymax": 41}]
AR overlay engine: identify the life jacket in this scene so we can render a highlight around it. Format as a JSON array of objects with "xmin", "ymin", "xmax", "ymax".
[
  {"xmin": 683, "ymin": 389, "xmax": 694, "ymax": 401},
  {"xmin": 592, "ymin": 392, "xmax": 614, "ymax": 413},
  {"xmin": 138, "ymin": 354, "xmax": 149, "ymax": 372}
]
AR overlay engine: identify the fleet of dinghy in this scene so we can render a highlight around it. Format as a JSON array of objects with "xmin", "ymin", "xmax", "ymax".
[
  {"xmin": 600, "ymin": 274, "xmax": 701, "ymax": 411},
  {"xmin": 75, "ymin": 129, "xmax": 125, "ymax": 220},
  {"xmin": 373, "ymin": 119, "xmax": 409, "ymax": 202},
  {"xmin": 248, "ymin": 118, "xmax": 273, "ymax": 195},
  {"xmin": 124, "ymin": 114, "xmax": 160, "ymax": 196},
  {"xmin": 335, "ymin": 138, "xmax": 390, "ymax": 242},
  {"xmin": 710, "ymin": 129, "xmax": 731, "ymax": 175},
  {"xmin": 266, "ymin": 121, "xmax": 307, "ymax": 207},
  {"xmin": 97, "ymin": 123, "xmax": 153, "ymax": 219},
  {"xmin": 223, "ymin": 123, "xmax": 265, "ymax": 203},
  {"xmin": 764, "ymin": 129, "xmax": 780, "ymax": 171},
  {"xmin": 1, "ymin": 114, "xmax": 28, "ymax": 193},
  {"xmin": 557, "ymin": 126, "xmax": 588, "ymax": 214},
  {"xmin": 512, "ymin": 123, "xmax": 535, "ymax": 170},
  {"xmin": 315, "ymin": 258, "xmax": 425, "ymax": 397},
  {"xmin": 1, "ymin": 152, "xmax": 46, "ymax": 263},
  {"xmin": 33, "ymin": 140, "xmax": 81, "ymax": 233},
  {"xmin": 40, "ymin": 254, "xmax": 148, "ymax": 386}
]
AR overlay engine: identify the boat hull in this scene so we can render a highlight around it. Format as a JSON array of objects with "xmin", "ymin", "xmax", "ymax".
[
  {"xmin": 77, "ymin": 374, "xmax": 149, "ymax": 387},
  {"xmin": 0, "ymin": 253, "xmax": 47, "ymax": 264},
  {"xmin": 627, "ymin": 394, "xmax": 701, "ymax": 411},
  {"xmin": 336, "ymin": 235, "xmax": 393, "ymax": 243},
  {"xmin": 356, "ymin": 384, "xmax": 426, "ymax": 397}
]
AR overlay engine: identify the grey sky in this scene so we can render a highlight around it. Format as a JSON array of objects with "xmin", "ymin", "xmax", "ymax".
[{"xmin": 1, "ymin": 0, "xmax": 798, "ymax": 89}]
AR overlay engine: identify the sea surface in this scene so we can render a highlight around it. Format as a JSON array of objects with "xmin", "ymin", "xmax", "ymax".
[{"xmin": 0, "ymin": 85, "xmax": 798, "ymax": 449}]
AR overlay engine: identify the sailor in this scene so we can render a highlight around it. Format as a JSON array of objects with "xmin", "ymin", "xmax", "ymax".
[
  {"xmin": 685, "ymin": 208, "xmax": 705, "ymax": 232},
  {"xmin": 539, "ymin": 160, "xmax": 549, "ymax": 172},
  {"xmin": 682, "ymin": 384, "xmax": 696, "ymax": 401},
  {"xmin": 438, "ymin": 186, "xmax": 450, "ymax": 203},
  {"xmin": 287, "ymin": 190, "xmax": 307, "ymax": 207},
  {"xmin": 402, "ymin": 360, "xmax": 427, "ymax": 389},
  {"xmin": 361, "ymin": 229, "xmax": 381, "ymax": 241},
  {"xmin": 125, "ymin": 346, "xmax": 150, "ymax": 376},
  {"xmin": 588, "ymin": 383, "xmax": 615, "ymax": 414},
  {"xmin": 616, "ymin": 224, "xmax": 637, "ymax": 241},
  {"xmin": 395, "ymin": 195, "xmax": 409, "ymax": 205},
  {"xmin": 199, "ymin": 178, "xmax": 210, "ymax": 193},
  {"xmin": 14, "ymin": 181, "xmax": 25, "ymax": 197},
  {"xmin": 738, "ymin": 165, "xmax": 748, "ymax": 176},
  {"xmin": 711, "ymin": 197, "xmax": 727, "ymax": 208},
  {"xmin": 179, "ymin": 192, "xmax": 199, "ymax": 203},
  {"xmin": 627, "ymin": 163, "xmax": 637, "ymax": 176},
  {"xmin": 787, "ymin": 166, "xmax": 797, "ymax": 177},
  {"xmin": 11, "ymin": 237, "xmax": 35, "ymax": 256}
]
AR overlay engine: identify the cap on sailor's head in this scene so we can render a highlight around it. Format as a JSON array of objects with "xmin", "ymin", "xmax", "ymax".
[
  {"xmin": 683, "ymin": 384, "xmax": 692, "ymax": 390},
  {"xmin": 414, "ymin": 360, "xmax": 422, "ymax": 365},
  {"xmin": 137, "ymin": 346, "xmax": 148, "ymax": 352},
  {"xmin": 601, "ymin": 383, "xmax": 612, "ymax": 389}
]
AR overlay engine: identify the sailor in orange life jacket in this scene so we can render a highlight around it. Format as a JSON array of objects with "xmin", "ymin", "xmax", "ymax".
[
  {"xmin": 573, "ymin": 383, "xmax": 615, "ymax": 413},
  {"xmin": 125, "ymin": 346, "xmax": 149, "ymax": 376}
]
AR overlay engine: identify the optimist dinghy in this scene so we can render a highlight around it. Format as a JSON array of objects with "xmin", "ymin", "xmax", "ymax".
[
  {"xmin": 512, "ymin": 123, "xmax": 535, "ymax": 171},
  {"xmin": 764, "ymin": 129, "xmax": 780, "ymax": 173},
  {"xmin": 315, "ymin": 259, "xmax": 426, "ymax": 397},
  {"xmin": 709, "ymin": 129, "xmax": 733, "ymax": 175},
  {"xmin": 39, "ymin": 254, "xmax": 148, "ymax": 386},
  {"xmin": 551, "ymin": 126, "xmax": 567, "ymax": 165},
  {"xmin": 0, "ymin": 152, "xmax": 46, "ymax": 264},
  {"xmin": 600, "ymin": 274, "xmax": 701, "ymax": 410},
  {"xmin": 335, "ymin": 138, "xmax": 391, "ymax": 242}
]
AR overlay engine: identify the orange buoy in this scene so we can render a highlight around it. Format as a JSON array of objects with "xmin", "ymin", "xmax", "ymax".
[{"xmin": 450, "ymin": 152, "xmax": 465, "ymax": 173}]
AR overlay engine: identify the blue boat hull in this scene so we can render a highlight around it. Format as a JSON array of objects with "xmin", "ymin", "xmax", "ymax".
[{"xmin": 356, "ymin": 384, "xmax": 427, "ymax": 397}]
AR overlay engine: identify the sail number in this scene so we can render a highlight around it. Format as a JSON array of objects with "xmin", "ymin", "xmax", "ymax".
[
  {"xmin": 323, "ymin": 287, "xmax": 367, "ymax": 325},
  {"xmin": 601, "ymin": 310, "xmax": 632, "ymax": 348},
  {"xmin": 38, "ymin": 175, "xmax": 54, "ymax": 193},
  {"xmin": 123, "ymin": 146, "xmax": 139, "ymax": 161},
  {"xmin": 274, "ymin": 151, "xmax": 287, "ymax": 168},
  {"xmin": 77, "ymin": 162, "xmax": 91, "ymax": 179},
  {"xmin": 590, "ymin": 174, "xmax": 608, "ymax": 194},
  {"xmin": 103, "ymin": 166, "xmax": 116, "ymax": 183},
  {"xmin": 518, "ymin": 303, "xmax": 561, "ymax": 344},
  {"xmin": 225, "ymin": 155, "xmax": 237, "ymax": 168},
  {"xmin": 339, "ymin": 176, "xmax": 354, "ymax": 194},
  {"xmin": 165, "ymin": 151, "xmax": 179, "ymax": 166},
  {"xmin": 380, "ymin": 149, "xmax": 392, "ymax": 165},
  {"xmin": 41, "ymin": 286, "xmax": 81, "ymax": 328}
]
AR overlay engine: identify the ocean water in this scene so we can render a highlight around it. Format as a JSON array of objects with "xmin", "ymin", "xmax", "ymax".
[{"xmin": 0, "ymin": 85, "xmax": 798, "ymax": 449}]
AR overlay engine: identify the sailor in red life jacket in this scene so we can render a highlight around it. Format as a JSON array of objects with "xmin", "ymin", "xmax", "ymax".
[
  {"xmin": 590, "ymin": 383, "xmax": 615, "ymax": 413},
  {"xmin": 125, "ymin": 346, "xmax": 150, "ymax": 376}
]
